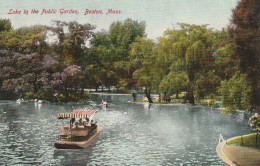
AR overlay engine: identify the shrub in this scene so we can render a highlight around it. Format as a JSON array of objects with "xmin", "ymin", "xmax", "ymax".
[
  {"xmin": 221, "ymin": 107, "xmax": 237, "ymax": 114},
  {"xmin": 218, "ymin": 72, "xmax": 251, "ymax": 110}
]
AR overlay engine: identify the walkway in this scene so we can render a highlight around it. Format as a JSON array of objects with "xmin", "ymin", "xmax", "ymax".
[
  {"xmin": 223, "ymin": 144, "xmax": 260, "ymax": 166},
  {"xmin": 217, "ymin": 141, "xmax": 260, "ymax": 166}
]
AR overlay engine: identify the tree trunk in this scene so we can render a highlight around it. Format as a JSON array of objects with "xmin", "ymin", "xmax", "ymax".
[
  {"xmin": 145, "ymin": 87, "xmax": 153, "ymax": 103},
  {"xmin": 81, "ymin": 84, "xmax": 84, "ymax": 94},
  {"xmin": 256, "ymin": 131, "xmax": 258, "ymax": 148},
  {"xmin": 187, "ymin": 90, "xmax": 195, "ymax": 105},
  {"xmin": 75, "ymin": 83, "xmax": 78, "ymax": 93},
  {"xmin": 65, "ymin": 79, "xmax": 68, "ymax": 98}
]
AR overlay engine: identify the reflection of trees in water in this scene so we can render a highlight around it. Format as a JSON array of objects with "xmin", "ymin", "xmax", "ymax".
[
  {"xmin": 143, "ymin": 103, "xmax": 151, "ymax": 114},
  {"xmin": 53, "ymin": 149, "xmax": 93, "ymax": 165},
  {"xmin": 0, "ymin": 102, "xmax": 60, "ymax": 164},
  {"xmin": 0, "ymin": 104, "xmax": 28, "ymax": 160},
  {"xmin": 34, "ymin": 103, "xmax": 42, "ymax": 110}
]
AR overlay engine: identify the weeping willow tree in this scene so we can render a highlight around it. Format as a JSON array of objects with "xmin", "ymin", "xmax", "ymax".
[
  {"xmin": 157, "ymin": 23, "xmax": 224, "ymax": 104},
  {"xmin": 159, "ymin": 72, "xmax": 188, "ymax": 102},
  {"xmin": 185, "ymin": 40, "xmax": 206, "ymax": 104}
]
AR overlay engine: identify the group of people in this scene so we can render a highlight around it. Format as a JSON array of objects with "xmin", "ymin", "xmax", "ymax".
[{"xmin": 70, "ymin": 117, "xmax": 95, "ymax": 128}]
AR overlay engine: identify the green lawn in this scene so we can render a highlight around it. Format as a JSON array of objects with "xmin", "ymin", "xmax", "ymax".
[{"xmin": 227, "ymin": 133, "xmax": 260, "ymax": 149}]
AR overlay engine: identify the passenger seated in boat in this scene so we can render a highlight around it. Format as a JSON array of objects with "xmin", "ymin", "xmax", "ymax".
[
  {"xmin": 74, "ymin": 118, "xmax": 81, "ymax": 128},
  {"xmin": 70, "ymin": 118, "xmax": 75, "ymax": 129},
  {"xmin": 101, "ymin": 100, "xmax": 108, "ymax": 108},
  {"xmin": 91, "ymin": 120, "xmax": 97, "ymax": 128},
  {"xmin": 79, "ymin": 118, "xmax": 83, "ymax": 125},
  {"xmin": 83, "ymin": 117, "xmax": 90, "ymax": 127}
]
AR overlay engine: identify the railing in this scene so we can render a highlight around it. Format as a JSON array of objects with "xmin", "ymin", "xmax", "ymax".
[{"xmin": 219, "ymin": 134, "xmax": 225, "ymax": 144}]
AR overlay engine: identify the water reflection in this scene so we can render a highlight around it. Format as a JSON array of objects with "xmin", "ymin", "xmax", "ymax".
[
  {"xmin": 0, "ymin": 95, "xmax": 254, "ymax": 165},
  {"xmin": 34, "ymin": 103, "xmax": 42, "ymax": 110},
  {"xmin": 143, "ymin": 102, "xmax": 151, "ymax": 114}
]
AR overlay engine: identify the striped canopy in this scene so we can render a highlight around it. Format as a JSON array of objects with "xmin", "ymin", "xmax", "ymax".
[{"xmin": 57, "ymin": 109, "xmax": 97, "ymax": 119}]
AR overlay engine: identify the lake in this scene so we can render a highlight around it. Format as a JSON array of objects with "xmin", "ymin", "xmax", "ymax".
[{"xmin": 0, "ymin": 94, "xmax": 253, "ymax": 165}]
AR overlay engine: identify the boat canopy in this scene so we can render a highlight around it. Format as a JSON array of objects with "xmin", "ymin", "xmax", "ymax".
[{"xmin": 57, "ymin": 109, "xmax": 97, "ymax": 119}]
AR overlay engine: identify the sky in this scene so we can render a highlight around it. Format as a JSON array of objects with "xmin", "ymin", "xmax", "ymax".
[{"xmin": 0, "ymin": 0, "xmax": 239, "ymax": 40}]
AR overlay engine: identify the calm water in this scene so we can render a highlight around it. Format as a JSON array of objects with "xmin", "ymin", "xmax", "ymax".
[{"xmin": 0, "ymin": 94, "xmax": 253, "ymax": 165}]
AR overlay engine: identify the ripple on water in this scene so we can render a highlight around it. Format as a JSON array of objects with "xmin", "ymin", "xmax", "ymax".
[{"xmin": 0, "ymin": 98, "xmax": 252, "ymax": 165}]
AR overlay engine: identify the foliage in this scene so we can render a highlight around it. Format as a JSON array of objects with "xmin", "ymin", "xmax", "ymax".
[
  {"xmin": 156, "ymin": 23, "xmax": 225, "ymax": 104},
  {"xmin": 0, "ymin": 19, "xmax": 12, "ymax": 32},
  {"xmin": 0, "ymin": 25, "xmax": 48, "ymax": 54},
  {"xmin": 230, "ymin": 0, "xmax": 260, "ymax": 111},
  {"xmin": 0, "ymin": 17, "xmax": 256, "ymax": 107},
  {"xmin": 0, "ymin": 50, "xmax": 58, "ymax": 93},
  {"xmin": 227, "ymin": 133, "xmax": 260, "ymax": 149},
  {"xmin": 220, "ymin": 107, "xmax": 237, "ymax": 114},
  {"xmin": 218, "ymin": 72, "xmax": 251, "ymax": 110},
  {"xmin": 49, "ymin": 20, "xmax": 95, "ymax": 65},
  {"xmin": 159, "ymin": 72, "xmax": 187, "ymax": 100},
  {"xmin": 250, "ymin": 114, "xmax": 260, "ymax": 130},
  {"xmin": 90, "ymin": 18, "xmax": 146, "ymax": 90}
]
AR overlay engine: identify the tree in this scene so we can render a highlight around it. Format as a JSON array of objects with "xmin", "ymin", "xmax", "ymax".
[
  {"xmin": 130, "ymin": 37, "xmax": 156, "ymax": 102},
  {"xmin": 0, "ymin": 25, "xmax": 48, "ymax": 54},
  {"xmin": 249, "ymin": 113, "xmax": 260, "ymax": 147},
  {"xmin": 157, "ymin": 23, "xmax": 223, "ymax": 104},
  {"xmin": 134, "ymin": 59, "xmax": 157, "ymax": 103},
  {"xmin": 230, "ymin": 0, "xmax": 260, "ymax": 111},
  {"xmin": 0, "ymin": 19, "xmax": 12, "ymax": 32},
  {"xmin": 159, "ymin": 72, "xmax": 187, "ymax": 101},
  {"xmin": 218, "ymin": 72, "xmax": 251, "ymax": 110},
  {"xmin": 89, "ymin": 18, "xmax": 146, "ymax": 90},
  {"xmin": 62, "ymin": 65, "xmax": 82, "ymax": 94},
  {"xmin": 49, "ymin": 21, "xmax": 95, "ymax": 65},
  {"xmin": 213, "ymin": 43, "xmax": 239, "ymax": 80},
  {"xmin": 0, "ymin": 51, "xmax": 58, "ymax": 95}
]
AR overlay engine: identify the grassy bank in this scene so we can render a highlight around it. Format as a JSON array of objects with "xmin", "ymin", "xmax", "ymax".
[{"xmin": 227, "ymin": 133, "xmax": 260, "ymax": 149}]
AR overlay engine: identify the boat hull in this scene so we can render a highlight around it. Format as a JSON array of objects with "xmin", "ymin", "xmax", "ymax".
[{"xmin": 54, "ymin": 126, "xmax": 100, "ymax": 149}]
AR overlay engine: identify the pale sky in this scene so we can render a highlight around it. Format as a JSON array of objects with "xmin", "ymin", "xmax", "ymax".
[{"xmin": 0, "ymin": 0, "xmax": 239, "ymax": 39}]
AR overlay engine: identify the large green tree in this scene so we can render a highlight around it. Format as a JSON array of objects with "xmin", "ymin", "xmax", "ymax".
[
  {"xmin": 0, "ymin": 25, "xmax": 48, "ymax": 54},
  {"xmin": 90, "ymin": 18, "xmax": 146, "ymax": 90},
  {"xmin": 131, "ymin": 37, "xmax": 156, "ymax": 102},
  {"xmin": 157, "ymin": 23, "xmax": 223, "ymax": 104},
  {"xmin": 0, "ymin": 19, "xmax": 12, "ymax": 32},
  {"xmin": 49, "ymin": 21, "xmax": 95, "ymax": 65},
  {"xmin": 230, "ymin": 0, "xmax": 260, "ymax": 111}
]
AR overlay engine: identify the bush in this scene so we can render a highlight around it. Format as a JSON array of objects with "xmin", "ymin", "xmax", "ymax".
[
  {"xmin": 221, "ymin": 107, "xmax": 236, "ymax": 114},
  {"xmin": 218, "ymin": 72, "xmax": 251, "ymax": 110}
]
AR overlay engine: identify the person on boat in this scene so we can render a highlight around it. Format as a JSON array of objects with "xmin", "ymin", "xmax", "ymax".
[
  {"xmin": 90, "ymin": 119, "xmax": 94, "ymax": 126},
  {"xmin": 74, "ymin": 118, "xmax": 80, "ymax": 128},
  {"xmin": 83, "ymin": 117, "xmax": 89, "ymax": 127},
  {"xmin": 103, "ymin": 101, "xmax": 108, "ymax": 108},
  {"xmin": 101, "ymin": 100, "xmax": 108, "ymax": 108},
  {"xmin": 79, "ymin": 118, "xmax": 83, "ymax": 125},
  {"xmin": 100, "ymin": 100, "xmax": 108, "ymax": 108},
  {"xmin": 90, "ymin": 119, "xmax": 97, "ymax": 131},
  {"xmin": 70, "ymin": 117, "xmax": 75, "ymax": 128}
]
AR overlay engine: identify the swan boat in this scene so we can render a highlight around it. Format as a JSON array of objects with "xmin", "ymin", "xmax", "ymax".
[{"xmin": 54, "ymin": 109, "xmax": 100, "ymax": 149}]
